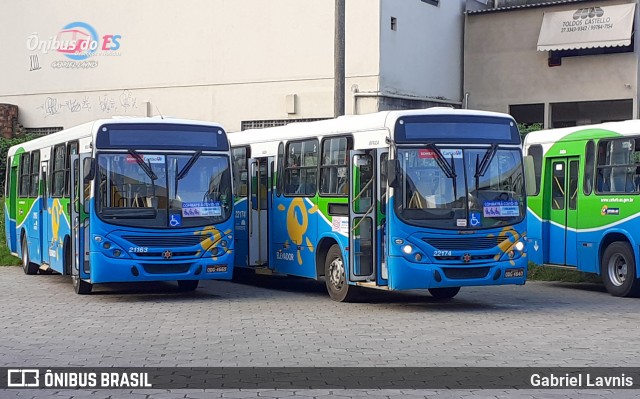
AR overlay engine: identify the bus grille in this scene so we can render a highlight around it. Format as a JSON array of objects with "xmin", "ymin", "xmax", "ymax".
[
  {"xmin": 136, "ymin": 251, "xmax": 199, "ymax": 258},
  {"xmin": 122, "ymin": 235, "xmax": 207, "ymax": 247},
  {"xmin": 141, "ymin": 263, "xmax": 192, "ymax": 274},
  {"xmin": 442, "ymin": 267, "xmax": 490, "ymax": 280},
  {"xmin": 423, "ymin": 236, "xmax": 507, "ymax": 250},
  {"xmin": 435, "ymin": 254, "xmax": 495, "ymax": 262}
]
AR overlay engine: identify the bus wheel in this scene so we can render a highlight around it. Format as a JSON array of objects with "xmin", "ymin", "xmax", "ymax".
[
  {"xmin": 21, "ymin": 237, "xmax": 38, "ymax": 275},
  {"xmin": 324, "ymin": 244, "xmax": 358, "ymax": 302},
  {"xmin": 72, "ymin": 275, "xmax": 93, "ymax": 295},
  {"xmin": 601, "ymin": 242, "xmax": 640, "ymax": 297},
  {"xmin": 428, "ymin": 287, "xmax": 460, "ymax": 299},
  {"xmin": 177, "ymin": 280, "xmax": 199, "ymax": 291}
]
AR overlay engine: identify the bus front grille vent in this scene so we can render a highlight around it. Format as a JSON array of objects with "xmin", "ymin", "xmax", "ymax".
[
  {"xmin": 122, "ymin": 235, "xmax": 208, "ymax": 247},
  {"xmin": 435, "ymin": 254, "xmax": 495, "ymax": 262},
  {"xmin": 442, "ymin": 267, "xmax": 490, "ymax": 280},
  {"xmin": 141, "ymin": 263, "xmax": 192, "ymax": 274},
  {"xmin": 423, "ymin": 236, "xmax": 507, "ymax": 250}
]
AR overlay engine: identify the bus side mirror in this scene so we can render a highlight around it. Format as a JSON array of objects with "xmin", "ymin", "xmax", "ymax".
[
  {"xmin": 524, "ymin": 155, "xmax": 536, "ymax": 196},
  {"xmin": 83, "ymin": 157, "xmax": 96, "ymax": 182},
  {"xmin": 386, "ymin": 159, "xmax": 400, "ymax": 188}
]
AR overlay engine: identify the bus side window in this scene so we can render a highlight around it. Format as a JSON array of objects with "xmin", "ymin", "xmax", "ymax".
[
  {"xmin": 583, "ymin": 140, "xmax": 595, "ymax": 195},
  {"xmin": 232, "ymin": 147, "xmax": 248, "ymax": 198}
]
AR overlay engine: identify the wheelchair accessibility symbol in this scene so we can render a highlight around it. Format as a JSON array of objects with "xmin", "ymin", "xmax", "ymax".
[
  {"xmin": 170, "ymin": 214, "xmax": 182, "ymax": 227},
  {"xmin": 470, "ymin": 212, "xmax": 481, "ymax": 227}
]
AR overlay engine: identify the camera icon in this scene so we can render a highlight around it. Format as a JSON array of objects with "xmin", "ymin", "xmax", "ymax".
[{"xmin": 7, "ymin": 369, "xmax": 40, "ymax": 387}]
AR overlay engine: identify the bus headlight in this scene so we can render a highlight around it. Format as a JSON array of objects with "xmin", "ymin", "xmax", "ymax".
[
  {"xmin": 515, "ymin": 241, "xmax": 525, "ymax": 252},
  {"xmin": 402, "ymin": 245, "xmax": 413, "ymax": 254},
  {"xmin": 94, "ymin": 238, "xmax": 130, "ymax": 259}
]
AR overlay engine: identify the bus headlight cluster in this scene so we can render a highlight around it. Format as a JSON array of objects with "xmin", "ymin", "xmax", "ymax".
[
  {"xmin": 93, "ymin": 235, "xmax": 130, "ymax": 259},
  {"xmin": 507, "ymin": 240, "xmax": 526, "ymax": 260},
  {"xmin": 205, "ymin": 235, "xmax": 232, "ymax": 258}
]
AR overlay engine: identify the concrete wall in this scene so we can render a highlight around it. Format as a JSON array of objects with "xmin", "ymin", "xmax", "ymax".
[
  {"xmin": 379, "ymin": 0, "xmax": 466, "ymax": 103},
  {"xmin": 464, "ymin": 0, "xmax": 638, "ymax": 120},
  {"xmin": 0, "ymin": 0, "xmax": 381, "ymax": 132}
]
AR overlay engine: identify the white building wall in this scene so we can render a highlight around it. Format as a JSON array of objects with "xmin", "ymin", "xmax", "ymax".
[
  {"xmin": 0, "ymin": 0, "xmax": 381, "ymax": 132},
  {"xmin": 379, "ymin": 0, "xmax": 466, "ymax": 103}
]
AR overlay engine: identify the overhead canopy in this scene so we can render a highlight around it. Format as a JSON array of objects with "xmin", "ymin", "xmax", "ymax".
[{"xmin": 537, "ymin": 3, "xmax": 636, "ymax": 51}]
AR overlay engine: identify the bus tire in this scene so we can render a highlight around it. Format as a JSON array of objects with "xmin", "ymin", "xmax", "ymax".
[
  {"xmin": 324, "ymin": 244, "xmax": 358, "ymax": 302},
  {"xmin": 72, "ymin": 275, "xmax": 93, "ymax": 295},
  {"xmin": 177, "ymin": 280, "xmax": 199, "ymax": 291},
  {"xmin": 601, "ymin": 242, "xmax": 640, "ymax": 297},
  {"xmin": 21, "ymin": 237, "xmax": 38, "ymax": 275},
  {"xmin": 428, "ymin": 287, "xmax": 460, "ymax": 299}
]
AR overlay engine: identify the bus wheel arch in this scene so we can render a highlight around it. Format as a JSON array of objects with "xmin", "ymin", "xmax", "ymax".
[
  {"xmin": 315, "ymin": 238, "xmax": 339, "ymax": 279},
  {"xmin": 63, "ymin": 235, "xmax": 71, "ymax": 275},
  {"xmin": 21, "ymin": 230, "xmax": 38, "ymax": 275},
  {"xmin": 600, "ymin": 237, "xmax": 640, "ymax": 297}
]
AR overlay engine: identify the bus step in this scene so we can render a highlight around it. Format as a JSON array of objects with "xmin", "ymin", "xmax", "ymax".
[
  {"xmin": 255, "ymin": 267, "xmax": 274, "ymax": 275},
  {"xmin": 542, "ymin": 263, "xmax": 578, "ymax": 270}
]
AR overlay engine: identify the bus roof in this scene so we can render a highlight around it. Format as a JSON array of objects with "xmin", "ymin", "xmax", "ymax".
[
  {"xmin": 229, "ymin": 108, "xmax": 515, "ymax": 147},
  {"xmin": 7, "ymin": 117, "xmax": 225, "ymax": 157},
  {"xmin": 523, "ymin": 119, "xmax": 640, "ymax": 147}
]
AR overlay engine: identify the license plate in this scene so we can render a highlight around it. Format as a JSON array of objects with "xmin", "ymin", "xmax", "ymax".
[
  {"xmin": 206, "ymin": 265, "xmax": 227, "ymax": 273},
  {"xmin": 505, "ymin": 268, "xmax": 524, "ymax": 278}
]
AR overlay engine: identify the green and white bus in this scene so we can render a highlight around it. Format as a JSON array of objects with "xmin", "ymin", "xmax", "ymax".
[{"xmin": 524, "ymin": 120, "xmax": 640, "ymax": 297}]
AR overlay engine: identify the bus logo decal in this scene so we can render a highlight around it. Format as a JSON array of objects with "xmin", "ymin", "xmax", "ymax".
[
  {"xmin": 162, "ymin": 250, "xmax": 173, "ymax": 260},
  {"xmin": 278, "ymin": 198, "xmax": 318, "ymax": 265}
]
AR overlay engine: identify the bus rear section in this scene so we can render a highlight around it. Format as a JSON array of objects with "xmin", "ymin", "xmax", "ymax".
[{"xmin": 525, "ymin": 121, "xmax": 640, "ymax": 297}]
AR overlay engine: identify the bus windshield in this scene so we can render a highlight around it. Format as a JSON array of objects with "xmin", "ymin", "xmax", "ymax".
[
  {"xmin": 96, "ymin": 152, "xmax": 232, "ymax": 228},
  {"xmin": 394, "ymin": 146, "xmax": 525, "ymax": 229}
]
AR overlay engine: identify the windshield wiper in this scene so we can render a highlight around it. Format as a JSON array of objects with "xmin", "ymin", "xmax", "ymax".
[
  {"xmin": 426, "ymin": 144, "xmax": 458, "ymax": 202},
  {"xmin": 426, "ymin": 144, "xmax": 456, "ymax": 180},
  {"xmin": 127, "ymin": 149, "xmax": 158, "ymax": 181},
  {"xmin": 176, "ymin": 151, "xmax": 201, "ymax": 181},
  {"xmin": 475, "ymin": 144, "xmax": 498, "ymax": 178}
]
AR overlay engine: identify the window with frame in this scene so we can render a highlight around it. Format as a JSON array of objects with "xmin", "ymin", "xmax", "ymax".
[
  {"xmin": 65, "ymin": 141, "xmax": 78, "ymax": 197},
  {"xmin": 527, "ymin": 145, "xmax": 543, "ymax": 196},
  {"xmin": 584, "ymin": 140, "xmax": 595, "ymax": 195},
  {"xmin": 320, "ymin": 137, "xmax": 350, "ymax": 196},
  {"xmin": 232, "ymin": 147, "xmax": 249, "ymax": 198},
  {"xmin": 18, "ymin": 153, "xmax": 31, "ymax": 198},
  {"xmin": 4, "ymin": 156, "xmax": 11, "ymax": 197},
  {"xmin": 52, "ymin": 144, "xmax": 66, "ymax": 197},
  {"xmin": 596, "ymin": 137, "xmax": 640, "ymax": 194},
  {"xmin": 276, "ymin": 142, "xmax": 284, "ymax": 197},
  {"xmin": 285, "ymin": 139, "xmax": 318, "ymax": 196},
  {"xmin": 29, "ymin": 151, "xmax": 40, "ymax": 197}
]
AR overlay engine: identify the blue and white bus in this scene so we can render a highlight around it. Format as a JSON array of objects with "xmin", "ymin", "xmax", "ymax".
[
  {"xmin": 229, "ymin": 108, "xmax": 529, "ymax": 301},
  {"xmin": 5, "ymin": 118, "xmax": 234, "ymax": 294}
]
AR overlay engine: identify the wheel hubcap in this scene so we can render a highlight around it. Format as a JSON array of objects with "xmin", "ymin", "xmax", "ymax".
[
  {"xmin": 608, "ymin": 254, "xmax": 628, "ymax": 287},
  {"xmin": 328, "ymin": 257, "xmax": 345, "ymax": 290}
]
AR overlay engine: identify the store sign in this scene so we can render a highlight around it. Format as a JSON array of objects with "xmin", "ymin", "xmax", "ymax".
[{"xmin": 537, "ymin": 3, "xmax": 635, "ymax": 51}]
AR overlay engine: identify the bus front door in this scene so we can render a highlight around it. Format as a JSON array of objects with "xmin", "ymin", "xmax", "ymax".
[
  {"xmin": 70, "ymin": 154, "xmax": 91, "ymax": 284},
  {"xmin": 8, "ymin": 163, "xmax": 18, "ymax": 253},
  {"xmin": 39, "ymin": 160, "xmax": 50, "ymax": 266},
  {"xmin": 248, "ymin": 157, "xmax": 270, "ymax": 266},
  {"xmin": 546, "ymin": 157, "xmax": 579, "ymax": 265},
  {"xmin": 349, "ymin": 151, "xmax": 376, "ymax": 282}
]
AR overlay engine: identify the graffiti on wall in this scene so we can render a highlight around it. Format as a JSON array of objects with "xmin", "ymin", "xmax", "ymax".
[{"xmin": 37, "ymin": 90, "xmax": 137, "ymax": 117}]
